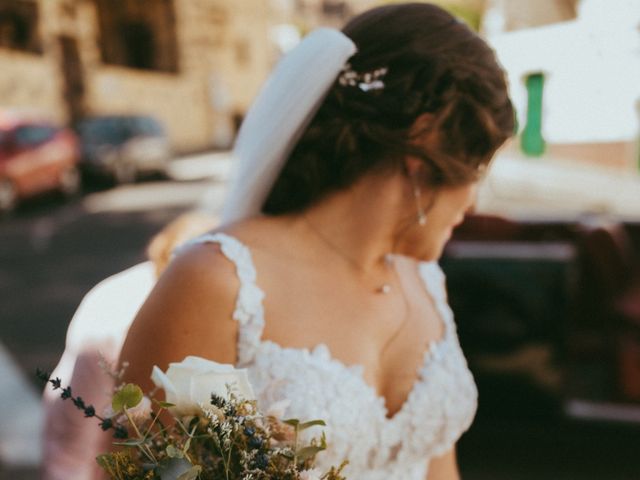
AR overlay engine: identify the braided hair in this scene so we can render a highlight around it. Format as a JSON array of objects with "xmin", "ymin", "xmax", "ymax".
[{"xmin": 263, "ymin": 2, "xmax": 514, "ymax": 215}]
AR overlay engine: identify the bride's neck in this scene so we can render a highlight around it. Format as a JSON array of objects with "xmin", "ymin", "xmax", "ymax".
[{"xmin": 292, "ymin": 171, "xmax": 408, "ymax": 273}]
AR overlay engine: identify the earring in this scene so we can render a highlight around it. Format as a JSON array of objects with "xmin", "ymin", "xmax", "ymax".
[{"xmin": 413, "ymin": 183, "xmax": 427, "ymax": 226}]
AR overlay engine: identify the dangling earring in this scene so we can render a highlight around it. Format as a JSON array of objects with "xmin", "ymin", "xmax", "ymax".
[{"xmin": 413, "ymin": 181, "xmax": 427, "ymax": 226}]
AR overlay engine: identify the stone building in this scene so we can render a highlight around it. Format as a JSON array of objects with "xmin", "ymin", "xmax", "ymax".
[
  {"xmin": 0, "ymin": 0, "xmax": 274, "ymax": 151},
  {"xmin": 482, "ymin": 0, "xmax": 579, "ymax": 35},
  {"xmin": 485, "ymin": 0, "xmax": 640, "ymax": 172}
]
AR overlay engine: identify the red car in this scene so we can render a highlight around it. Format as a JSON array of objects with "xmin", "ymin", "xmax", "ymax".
[{"xmin": 0, "ymin": 113, "xmax": 81, "ymax": 214}]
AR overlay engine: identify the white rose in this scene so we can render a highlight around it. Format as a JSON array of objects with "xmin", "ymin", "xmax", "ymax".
[{"xmin": 151, "ymin": 356, "xmax": 255, "ymax": 416}]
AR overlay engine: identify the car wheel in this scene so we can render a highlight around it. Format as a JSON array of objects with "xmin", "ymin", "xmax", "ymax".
[
  {"xmin": 113, "ymin": 158, "xmax": 137, "ymax": 184},
  {"xmin": 59, "ymin": 166, "xmax": 81, "ymax": 197},
  {"xmin": 0, "ymin": 179, "xmax": 17, "ymax": 215}
]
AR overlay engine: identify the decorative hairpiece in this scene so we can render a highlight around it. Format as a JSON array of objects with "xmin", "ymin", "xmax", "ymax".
[{"xmin": 338, "ymin": 63, "xmax": 388, "ymax": 92}]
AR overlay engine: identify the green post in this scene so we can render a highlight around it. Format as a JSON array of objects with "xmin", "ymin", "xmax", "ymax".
[{"xmin": 521, "ymin": 72, "xmax": 546, "ymax": 157}]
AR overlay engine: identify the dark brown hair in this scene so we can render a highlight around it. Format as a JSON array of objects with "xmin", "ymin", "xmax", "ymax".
[{"xmin": 263, "ymin": 2, "xmax": 514, "ymax": 215}]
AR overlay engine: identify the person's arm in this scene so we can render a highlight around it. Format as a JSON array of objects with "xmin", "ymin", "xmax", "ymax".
[
  {"xmin": 42, "ymin": 262, "xmax": 156, "ymax": 480},
  {"xmin": 119, "ymin": 244, "xmax": 240, "ymax": 396},
  {"xmin": 42, "ymin": 348, "xmax": 116, "ymax": 480},
  {"xmin": 427, "ymin": 447, "xmax": 460, "ymax": 480}
]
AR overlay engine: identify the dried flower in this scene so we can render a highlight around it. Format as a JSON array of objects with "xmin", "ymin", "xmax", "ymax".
[
  {"xmin": 300, "ymin": 468, "xmax": 323, "ymax": 480},
  {"xmin": 99, "ymin": 418, "xmax": 113, "ymax": 431}
]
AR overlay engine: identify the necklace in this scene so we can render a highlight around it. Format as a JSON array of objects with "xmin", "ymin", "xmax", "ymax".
[
  {"xmin": 303, "ymin": 215, "xmax": 413, "ymax": 360},
  {"xmin": 303, "ymin": 216, "xmax": 394, "ymax": 294}
]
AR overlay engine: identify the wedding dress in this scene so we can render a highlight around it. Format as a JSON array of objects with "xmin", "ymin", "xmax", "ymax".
[{"xmin": 182, "ymin": 232, "xmax": 478, "ymax": 480}]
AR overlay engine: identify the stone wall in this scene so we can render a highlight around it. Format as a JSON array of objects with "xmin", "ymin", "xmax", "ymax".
[
  {"xmin": 0, "ymin": 0, "xmax": 274, "ymax": 151},
  {"xmin": 0, "ymin": 49, "xmax": 63, "ymax": 122},
  {"xmin": 548, "ymin": 142, "xmax": 637, "ymax": 172}
]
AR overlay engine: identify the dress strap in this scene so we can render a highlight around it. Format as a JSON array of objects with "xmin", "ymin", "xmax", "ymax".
[
  {"xmin": 417, "ymin": 261, "xmax": 455, "ymax": 335},
  {"xmin": 175, "ymin": 232, "xmax": 266, "ymax": 366}
]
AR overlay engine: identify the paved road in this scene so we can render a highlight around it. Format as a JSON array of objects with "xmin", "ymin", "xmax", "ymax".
[{"xmin": 1, "ymin": 180, "xmax": 224, "ymax": 376}]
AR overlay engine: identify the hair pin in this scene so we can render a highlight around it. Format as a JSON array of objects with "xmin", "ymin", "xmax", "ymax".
[{"xmin": 338, "ymin": 64, "xmax": 388, "ymax": 92}]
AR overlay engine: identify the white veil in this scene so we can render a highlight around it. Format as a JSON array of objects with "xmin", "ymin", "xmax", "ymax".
[{"xmin": 220, "ymin": 28, "xmax": 357, "ymax": 225}]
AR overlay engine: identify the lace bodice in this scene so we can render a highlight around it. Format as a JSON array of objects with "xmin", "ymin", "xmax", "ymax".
[{"xmin": 183, "ymin": 233, "xmax": 477, "ymax": 479}]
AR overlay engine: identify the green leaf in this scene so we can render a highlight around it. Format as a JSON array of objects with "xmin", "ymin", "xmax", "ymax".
[
  {"xmin": 298, "ymin": 419, "xmax": 326, "ymax": 431},
  {"xmin": 112, "ymin": 384, "xmax": 143, "ymax": 413},
  {"xmin": 177, "ymin": 465, "xmax": 202, "ymax": 480},
  {"xmin": 154, "ymin": 400, "xmax": 176, "ymax": 408},
  {"xmin": 283, "ymin": 418, "xmax": 300, "ymax": 427},
  {"xmin": 296, "ymin": 445, "xmax": 325, "ymax": 462}
]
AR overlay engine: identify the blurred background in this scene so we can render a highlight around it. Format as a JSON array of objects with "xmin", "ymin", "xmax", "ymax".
[{"xmin": 1, "ymin": 0, "xmax": 639, "ymax": 478}]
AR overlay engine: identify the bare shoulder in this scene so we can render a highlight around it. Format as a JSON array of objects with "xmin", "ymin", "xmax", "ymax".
[{"xmin": 119, "ymin": 242, "xmax": 241, "ymax": 391}]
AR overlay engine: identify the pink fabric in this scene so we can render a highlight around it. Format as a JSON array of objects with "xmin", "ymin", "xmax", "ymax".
[{"xmin": 42, "ymin": 262, "xmax": 155, "ymax": 480}]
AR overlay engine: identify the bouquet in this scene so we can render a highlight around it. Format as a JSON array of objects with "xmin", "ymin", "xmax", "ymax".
[{"xmin": 39, "ymin": 356, "xmax": 347, "ymax": 480}]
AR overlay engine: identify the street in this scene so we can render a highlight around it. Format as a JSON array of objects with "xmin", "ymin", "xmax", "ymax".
[
  {"xmin": 1, "ymin": 154, "xmax": 640, "ymax": 479},
  {"xmin": 0, "ymin": 154, "xmax": 228, "ymax": 478},
  {"xmin": 1, "ymin": 179, "xmax": 223, "ymax": 376}
]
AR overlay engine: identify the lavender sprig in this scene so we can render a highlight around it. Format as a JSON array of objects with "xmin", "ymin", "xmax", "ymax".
[{"xmin": 37, "ymin": 369, "xmax": 128, "ymax": 439}]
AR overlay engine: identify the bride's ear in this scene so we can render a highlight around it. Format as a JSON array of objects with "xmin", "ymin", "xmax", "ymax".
[
  {"xmin": 409, "ymin": 112, "xmax": 436, "ymax": 139},
  {"xmin": 404, "ymin": 112, "xmax": 439, "ymax": 176}
]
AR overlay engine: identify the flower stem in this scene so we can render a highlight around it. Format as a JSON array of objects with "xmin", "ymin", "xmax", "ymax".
[{"xmin": 123, "ymin": 409, "xmax": 156, "ymax": 464}]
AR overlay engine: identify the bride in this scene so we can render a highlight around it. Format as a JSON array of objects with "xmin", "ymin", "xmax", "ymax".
[{"xmin": 121, "ymin": 3, "xmax": 514, "ymax": 479}]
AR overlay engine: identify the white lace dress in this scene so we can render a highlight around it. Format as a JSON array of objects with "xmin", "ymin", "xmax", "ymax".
[{"xmin": 184, "ymin": 233, "xmax": 478, "ymax": 480}]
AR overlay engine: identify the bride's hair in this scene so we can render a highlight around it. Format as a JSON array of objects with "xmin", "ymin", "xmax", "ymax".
[{"xmin": 263, "ymin": 2, "xmax": 514, "ymax": 215}]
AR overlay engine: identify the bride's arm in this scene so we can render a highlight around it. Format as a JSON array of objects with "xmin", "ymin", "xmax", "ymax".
[
  {"xmin": 427, "ymin": 448, "xmax": 460, "ymax": 480},
  {"xmin": 119, "ymin": 245, "xmax": 240, "ymax": 393}
]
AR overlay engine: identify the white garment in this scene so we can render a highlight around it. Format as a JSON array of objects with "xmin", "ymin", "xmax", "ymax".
[
  {"xmin": 181, "ymin": 233, "xmax": 478, "ymax": 480},
  {"xmin": 42, "ymin": 262, "xmax": 156, "ymax": 480}
]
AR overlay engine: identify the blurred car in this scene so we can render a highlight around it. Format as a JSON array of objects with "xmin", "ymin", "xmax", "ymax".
[
  {"xmin": 0, "ymin": 113, "xmax": 81, "ymax": 214},
  {"xmin": 76, "ymin": 115, "xmax": 172, "ymax": 184},
  {"xmin": 441, "ymin": 213, "xmax": 640, "ymax": 424}
]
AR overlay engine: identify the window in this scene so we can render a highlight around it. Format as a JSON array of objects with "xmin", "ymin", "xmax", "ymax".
[
  {"xmin": 78, "ymin": 118, "xmax": 128, "ymax": 144},
  {"xmin": 321, "ymin": 0, "xmax": 348, "ymax": 18},
  {"xmin": 14, "ymin": 125, "xmax": 56, "ymax": 147},
  {"xmin": 0, "ymin": 0, "xmax": 41, "ymax": 54},
  {"xmin": 94, "ymin": 0, "xmax": 179, "ymax": 73},
  {"xmin": 132, "ymin": 116, "xmax": 163, "ymax": 136}
]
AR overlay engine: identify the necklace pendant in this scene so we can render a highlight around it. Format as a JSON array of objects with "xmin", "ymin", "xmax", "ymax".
[{"xmin": 378, "ymin": 283, "xmax": 392, "ymax": 294}]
